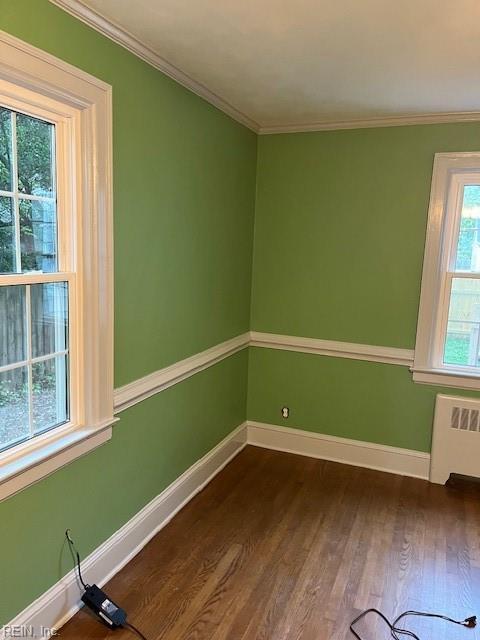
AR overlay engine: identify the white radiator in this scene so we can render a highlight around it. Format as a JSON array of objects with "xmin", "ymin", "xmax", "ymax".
[{"xmin": 430, "ymin": 394, "xmax": 480, "ymax": 484}]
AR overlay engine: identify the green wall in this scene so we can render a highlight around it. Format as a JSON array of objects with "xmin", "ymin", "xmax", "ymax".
[
  {"xmin": 2, "ymin": 0, "xmax": 257, "ymax": 387},
  {"xmin": 248, "ymin": 125, "xmax": 480, "ymax": 449},
  {"xmin": 0, "ymin": 351, "xmax": 248, "ymax": 624},
  {"xmin": 247, "ymin": 347, "xmax": 479, "ymax": 452},
  {"xmin": 252, "ymin": 125, "xmax": 480, "ymax": 347},
  {"xmin": 3, "ymin": 0, "xmax": 480, "ymax": 626},
  {"xmin": 0, "ymin": 0, "xmax": 256, "ymax": 624}
]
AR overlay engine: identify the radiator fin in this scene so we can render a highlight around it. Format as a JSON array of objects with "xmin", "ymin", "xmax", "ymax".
[
  {"xmin": 451, "ymin": 406, "xmax": 480, "ymax": 432},
  {"xmin": 451, "ymin": 406, "xmax": 460, "ymax": 429},
  {"xmin": 470, "ymin": 409, "xmax": 479, "ymax": 431}
]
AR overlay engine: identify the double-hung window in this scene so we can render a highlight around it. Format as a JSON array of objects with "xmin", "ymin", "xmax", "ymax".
[
  {"xmin": 414, "ymin": 152, "xmax": 480, "ymax": 389},
  {"xmin": 0, "ymin": 32, "xmax": 114, "ymax": 500},
  {"xmin": 0, "ymin": 107, "xmax": 71, "ymax": 451}
]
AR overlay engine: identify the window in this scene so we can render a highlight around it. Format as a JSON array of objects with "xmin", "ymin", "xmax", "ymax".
[
  {"xmin": 0, "ymin": 31, "xmax": 114, "ymax": 501},
  {"xmin": 1, "ymin": 108, "xmax": 70, "ymax": 452},
  {"xmin": 414, "ymin": 153, "xmax": 480, "ymax": 389}
]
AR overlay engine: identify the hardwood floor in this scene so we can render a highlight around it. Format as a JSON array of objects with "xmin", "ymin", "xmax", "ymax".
[{"xmin": 59, "ymin": 446, "xmax": 480, "ymax": 640}]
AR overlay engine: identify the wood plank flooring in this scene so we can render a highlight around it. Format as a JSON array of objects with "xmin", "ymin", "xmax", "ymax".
[{"xmin": 59, "ymin": 446, "xmax": 480, "ymax": 640}]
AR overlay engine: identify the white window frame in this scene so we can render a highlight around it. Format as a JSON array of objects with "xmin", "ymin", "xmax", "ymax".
[
  {"xmin": 413, "ymin": 152, "xmax": 480, "ymax": 390},
  {"xmin": 0, "ymin": 31, "xmax": 115, "ymax": 500}
]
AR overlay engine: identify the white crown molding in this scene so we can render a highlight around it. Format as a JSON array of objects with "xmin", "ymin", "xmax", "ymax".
[
  {"xmin": 247, "ymin": 421, "xmax": 430, "ymax": 479},
  {"xmin": 114, "ymin": 333, "xmax": 250, "ymax": 413},
  {"xmin": 258, "ymin": 111, "xmax": 480, "ymax": 134},
  {"xmin": 47, "ymin": 1, "xmax": 480, "ymax": 136},
  {"xmin": 249, "ymin": 331, "xmax": 414, "ymax": 367},
  {"xmin": 48, "ymin": 0, "xmax": 259, "ymax": 132},
  {"xmin": 0, "ymin": 422, "xmax": 248, "ymax": 640}
]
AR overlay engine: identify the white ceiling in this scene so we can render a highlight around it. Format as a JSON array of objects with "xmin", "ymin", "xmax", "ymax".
[{"xmin": 55, "ymin": 0, "xmax": 480, "ymax": 131}]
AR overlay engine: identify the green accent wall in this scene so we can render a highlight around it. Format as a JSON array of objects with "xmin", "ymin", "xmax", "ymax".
[
  {"xmin": 0, "ymin": 0, "xmax": 255, "ymax": 624},
  {"xmin": 252, "ymin": 125, "xmax": 480, "ymax": 348},
  {"xmin": 247, "ymin": 347, "xmax": 479, "ymax": 452},
  {"xmin": 249, "ymin": 125, "xmax": 480, "ymax": 449},
  {"xmin": 0, "ymin": 350, "xmax": 248, "ymax": 624}
]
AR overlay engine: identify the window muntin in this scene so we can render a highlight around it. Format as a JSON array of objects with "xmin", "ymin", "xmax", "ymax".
[{"xmin": 0, "ymin": 105, "xmax": 70, "ymax": 453}]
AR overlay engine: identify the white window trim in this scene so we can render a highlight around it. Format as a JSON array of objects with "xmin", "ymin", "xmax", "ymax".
[
  {"xmin": 0, "ymin": 30, "xmax": 116, "ymax": 500},
  {"xmin": 413, "ymin": 152, "xmax": 480, "ymax": 390}
]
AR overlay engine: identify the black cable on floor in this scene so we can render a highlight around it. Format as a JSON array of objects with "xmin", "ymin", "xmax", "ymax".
[
  {"xmin": 123, "ymin": 621, "xmax": 149, "ymax": 640},
  {"xmin": 350, "ymin": 608, "xmax": 476, "ymax": 639}
]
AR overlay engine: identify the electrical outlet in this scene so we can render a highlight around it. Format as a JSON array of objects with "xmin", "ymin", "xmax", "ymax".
[{"xmin": 281, "ymin": 406, "xmax": 289, "ymax": 419}]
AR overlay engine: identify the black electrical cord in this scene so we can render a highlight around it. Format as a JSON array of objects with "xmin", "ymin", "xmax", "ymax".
[
  {"xmin": 350, "ymin": 609, "xmax": 401, "ymax": 640},
  {"xmin": 65, "ymin": 529, "xmax": 90, "ymax": 590},
  {"xmin": 394, "ymin": 610, "xmax": 477, "ymax": 631},
  {"xmin": 350, "ymin": 608, "xmax": 477, "ymax": 640},
  {"xmin": 66, "ymin": 530, "xmax": 150, "ymax": 640},
  {"xmin": 123, "ymin": 622, "xmax": 149, "ymax": 640}
]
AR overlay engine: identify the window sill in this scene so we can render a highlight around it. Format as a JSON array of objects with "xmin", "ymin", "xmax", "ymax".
[
  {"xmin": 412, "ymin": 367, "xmax": 480, "ymax": 391},
  {"xmin": 0, "ymin": 418, "xmax": 118, "ymax": 502}
]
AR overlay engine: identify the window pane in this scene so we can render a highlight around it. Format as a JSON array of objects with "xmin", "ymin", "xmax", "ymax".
[
  {"xmin": 0, "ymin": 196, "xmax": 16, "ymax": 273},
  {"xmin": 19, "ymin": 198, "xmax": 57, "ymax": 272},
  {"xmin": 32, "ymin": 355, "xmax": 68, "ymax": 434},
  {"xmin": 454, "ymin": 185, "xmax": 480, "ymax": 272},
  {"xmin": 444, "ymin": 278, "xmax": 480, "ymax": 367},
  {"xmin": 0, "ymin": 366, "xmax": 29, "ymax": 450},
  {"xmin": 31, "ymin": 282, "xmax": 68, "ymax": 358},
  {"xmin": 0, "ymin": 108, "xmax": 12, "ymax": 192},
  {"xmin": 16, "ymin": 113, "xmax": 54, "ymax": 197},
  {"xmin": 0, "ymin": 285, "xmax": 26, "ymax": 366}
]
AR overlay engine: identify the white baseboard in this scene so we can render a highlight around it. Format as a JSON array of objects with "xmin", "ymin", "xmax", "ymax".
[
  {"xmin": 247, "ymin": 421, "xmax": 430, "ymax": 480},
  {"xmin": 1, "ymin": 422, "xmax": 247, "ymax": 639}
]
